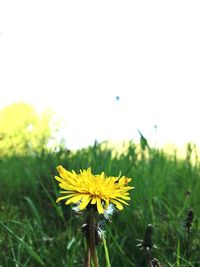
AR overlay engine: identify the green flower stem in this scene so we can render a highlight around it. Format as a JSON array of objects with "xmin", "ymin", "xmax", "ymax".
[
  {"xmin": 102, "ymin": 236, "xmax": 111, "ymax": 267},
  {"xmin": 89, "ymin": 215, "xmax": 99, "ymax": 267}
]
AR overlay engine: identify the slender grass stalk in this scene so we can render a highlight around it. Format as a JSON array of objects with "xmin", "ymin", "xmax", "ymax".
[
  {"xmin": 107, "ymin": 228, "xmax": 135, "ymax": 267},
  {"xmin": 9, "ymin": 235, "xmax": 19, "ymax": 267},
  {"xmin": 24, "ymin": 197, "xmax": 41, "ymax": 227},
  {"xmin": 176, "ymin": 239, "xmax": 180, "ymax": 267},
  {"xmin": 102, "ymin": 236, "xmax": 111, "ymax": 267}
]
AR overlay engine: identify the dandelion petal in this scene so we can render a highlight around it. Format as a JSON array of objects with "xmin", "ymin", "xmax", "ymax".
[
  {"xmin": 65, "ymin": 194, "xmax": 84, "ymax": 204},
  {"xmin": 56, "ymin": 194, "xmax": 76, "ymax": 203},
  {"xmin": 79, "ymin": 195, "xmax": 92, "ymax": 210},
  {"xmin": 97, "ymin": 198, "xmax": 104, "ymax": 214},
  {"xmin": 111, "ymin": 199, "xmax": 124, "ymax": 210}
]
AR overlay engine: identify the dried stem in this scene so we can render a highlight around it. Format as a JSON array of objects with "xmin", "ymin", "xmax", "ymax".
[
  {"xmin": 145, "ymin": 248, "xmax": 153, "ymax": 267},
  {"xmin": 89, "ymin": 215, "xmax": 99, "ymax": 267},
  {"xmin": 85, "ymin": 240, "xmax": 91, "ymax": 267}
]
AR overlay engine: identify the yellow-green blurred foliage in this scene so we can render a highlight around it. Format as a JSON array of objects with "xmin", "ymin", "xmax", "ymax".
[{"xmin": 0, "ymin": 102, "xmax": 55, "ymax": 155}]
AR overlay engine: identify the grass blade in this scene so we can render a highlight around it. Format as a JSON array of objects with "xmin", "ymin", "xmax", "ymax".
[
  {"xmin": 0, "ymin": 222, "xmax": 44, "ymax": 266},
  {"xmin": 24, "ymin": 197, "xmax": 41, "ymax": 227},
  {"xmin": 102, "ymin": 236, "xmax": 111, "ymax": 267}
]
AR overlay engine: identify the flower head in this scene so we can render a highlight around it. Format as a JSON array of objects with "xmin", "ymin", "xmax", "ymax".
[{"xmin": 55, "ymin": 166, "xmax": 133, "ymax": 214}]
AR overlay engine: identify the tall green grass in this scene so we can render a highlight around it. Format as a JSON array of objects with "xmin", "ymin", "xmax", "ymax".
[{"xmin": 0, "ymin": 141, "xmax": 199, "ymax": 266}]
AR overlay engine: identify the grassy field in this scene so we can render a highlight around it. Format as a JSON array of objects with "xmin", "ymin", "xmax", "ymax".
[{"xmin": 0, "ymin": 141, "xmax": 200, "ymax": 267}]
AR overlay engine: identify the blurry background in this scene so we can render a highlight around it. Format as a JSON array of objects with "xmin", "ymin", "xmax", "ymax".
[
  {"xmin": 1, "ymin": 2, "xmax": 200, "ymax": 266},
  {"xmin": 0, "ymin": 0, "xmax": 200, "ymax": 150}
]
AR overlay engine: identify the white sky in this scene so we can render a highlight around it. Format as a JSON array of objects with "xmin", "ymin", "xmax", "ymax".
[{"xmin": 0, "ymin": 1, "xmax": 200, "ymax": 149}]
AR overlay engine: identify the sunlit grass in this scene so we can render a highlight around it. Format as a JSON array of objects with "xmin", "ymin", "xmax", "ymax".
[{"xmin": 0, "ymin": 141, "xmax": 200, "ymax": 266}]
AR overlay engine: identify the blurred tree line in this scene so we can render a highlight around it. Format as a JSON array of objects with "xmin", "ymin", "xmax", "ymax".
[{"xmin": 0, "ymin": 102, "xmax": 58, "ymax": 156}]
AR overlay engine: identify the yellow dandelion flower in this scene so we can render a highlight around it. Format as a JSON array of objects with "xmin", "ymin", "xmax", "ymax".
[{"xmin": 55, "ymin": 166, "xmax": 133, "ymax": 214}]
